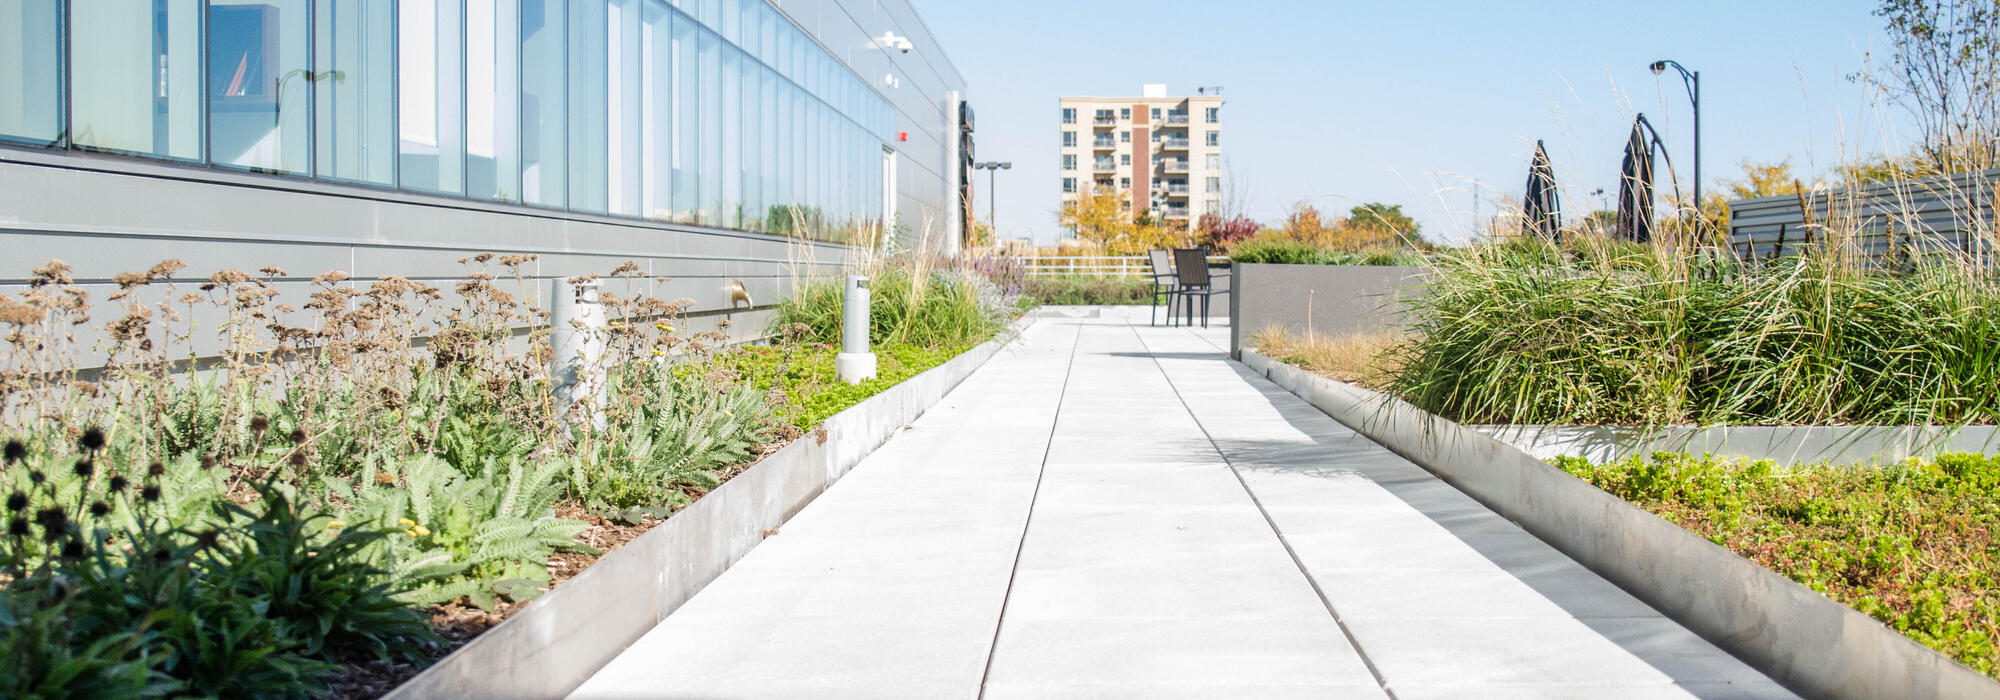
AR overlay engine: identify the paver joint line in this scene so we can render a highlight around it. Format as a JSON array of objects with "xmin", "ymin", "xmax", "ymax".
[
  {"xmin": 1127, "ymin": 320, "xmax": 1402, "ymax": 700},
  {"xmin": 974, "ymin": 320, "xmax": 1086, "ymax": 699}
]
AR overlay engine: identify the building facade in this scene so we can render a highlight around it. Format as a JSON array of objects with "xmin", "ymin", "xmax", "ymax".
[
  {"xmin": 0, "ymin": 0, "xmax": 966, "ymax": 358},
  {"xmin": 1058, "ymin": 84, "xmax": 1222, "ymax": 235}
]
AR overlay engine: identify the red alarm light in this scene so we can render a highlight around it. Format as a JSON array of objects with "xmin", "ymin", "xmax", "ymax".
[{"xmin": 897, "ymin": 131, "xmax": 908, "ymax": 142}]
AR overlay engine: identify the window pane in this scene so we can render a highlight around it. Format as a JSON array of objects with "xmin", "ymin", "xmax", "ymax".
[
  {"xmin": 0, "ymin": 0, "xmax": 61, "ymax": 143},
  {"xmin": 719, "ymin": 44, "xmax": 740, "ymax": 228},
  {"xmin": 69, "ymin": 0, "xmax": 199, "ymax": 158},
  {"xmin": 696, "ymin": 27, "xmax": 719, "ymax": 225},
  {"xmin": 760, "ymin": 64, "xmax": 777, "ymax": 231},
  {"xmin": 568, "ymin": 0, "xmax": 607, "ymax": 214},
  {"xmin": 209, "ymin": 0, "xmax": 311, "ymax": 174},
  {"xmin": 641, "ymin": 0, "xmax": 670, "ymax": 219},
  {"xmin": 311, "ymin": 0, "xmax": 394, "ymax": 183},
  {"xmin": 608, "ymin": 0, "xmax": 641, "ymax": 216},
  {"xmin": 398, "ymin": 0, "xmax": 465, "ymax": 193},
  {"xmin": 521, "ymin": 0, "xmax": 566, "ymax": 207},
  {"xmin": 742, "ymin": 57, "xmax": 761, "ymax": 231},
  {"xmin": 671, "ymin": 11, "xmax": 697, "ymax": 222},
  {"xmin": 467, "ymin": 0, "xmax": 520, "ymax": 201}
]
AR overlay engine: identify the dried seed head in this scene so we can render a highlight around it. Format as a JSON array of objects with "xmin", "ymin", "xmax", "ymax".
[
  {"xmin": 28, "ymin": 471, "xmax": 45, "ymax": 485},
  {"xmin": 7, "ymin": 517, "xmax": 28, "ymax": 537},
  {"xmin": 199, "ymin": 454, "xmax": 216, "ymax": 470},
  {"xmin": 147, "ymin": 461, "xmax": 165, "ymax": 477},
  {"xmin": 249, "ymin": 415, "xmax": 270, "ymax": 433},
  {"xmin": 2, "ymin": 440, "xmax": 24, "ymax": 464},
  {"xmin": 195, "ymin": 529, "xmax": 221, "ymax": 549},
  {"xmin": 78, "ymin": 427, "xmax": 105, "ymax": 452},
  {"xmin": 60, "ymin": 539, "xmax": 84, "ymax": 560},
  {"xmin": 71, "ymin": 459, "xmax": 94, "ymax": 479},
  {"xmin": 288, "ymin": 452, "xmax": 307, "ymax": 468},
  {"xmin": 88, "ymin": 501, "xmax": 110, "ymax": 517},
  {"xmin": 107, "ymin": 476, "xmax": 128, "ymax": 493},
  {"xmin": 151, "ymin": 547, "xmax": 170, "ymax": 563},
  {"xmin": 140, "ymin": 485, "xmax": 161, "ymax": 503},
  {"xmin": 5, "ymin": 492, "xmax": 25, "ymax": 512},
  {"xmin": 288, "ymin": 428, "xmax": 307, "ymax": 445}
]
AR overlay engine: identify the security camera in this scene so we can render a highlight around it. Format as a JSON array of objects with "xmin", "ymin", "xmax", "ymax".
[{"xmin": 898, "ymin": 38, "xmax": 913, "ymax": 53}]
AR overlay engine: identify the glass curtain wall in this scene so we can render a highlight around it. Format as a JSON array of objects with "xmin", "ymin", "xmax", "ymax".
[{"xmin": 5, "ymin": 0, "xmax": 891, "ymax": 242}]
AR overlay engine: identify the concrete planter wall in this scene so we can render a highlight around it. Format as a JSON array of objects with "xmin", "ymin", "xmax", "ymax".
[
  {"xmin": 1476, "ymin": 423, "xmax": 2000, "ymax": 466},
  {"xmin": 1240, "ymin": 349, "xmax": 1999, "ymax": 700},
  {"xmin": 386, "ymin": 316, "xmax": 1033, "ymax": 700},
  {"xmin": 1226, "ymin": 263, "xmax": 1427, "ymax": 355}
]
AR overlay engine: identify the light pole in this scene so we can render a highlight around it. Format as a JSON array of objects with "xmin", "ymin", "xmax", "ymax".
[
  {"xmin": 973, "ymin": 161, "xmax": 1011, "ymax": 238},
  {"xmin": 1650, "ymin": 59, "xmax": 1701, "ymax": 216}
]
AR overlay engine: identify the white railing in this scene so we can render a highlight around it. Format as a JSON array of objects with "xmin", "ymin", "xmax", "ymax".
[{"xmin": 1020, "ymin": 255, "xmax": 1230, "ymax": 278}]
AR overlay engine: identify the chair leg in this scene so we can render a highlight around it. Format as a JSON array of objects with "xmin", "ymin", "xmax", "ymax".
[
  {"xmin": 1149, "ymin": 282, "xmax": 1158, "ymax": 326},
  {"xmin": 1200, "ymin": 293, "xmax": 1210, "ymax": 328}
]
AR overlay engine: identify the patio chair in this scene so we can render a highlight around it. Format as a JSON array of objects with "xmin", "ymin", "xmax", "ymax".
[
  {"xmin": 1147, "ymin": 249, "xmax": 1179, "ymax": 326},
  {"xmin": 1171, "ymin": 247, "xmax": 1224, "ymax": 328}
]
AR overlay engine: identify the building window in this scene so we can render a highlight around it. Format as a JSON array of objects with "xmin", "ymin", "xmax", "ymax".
[
  {"xmin": 1150, "ymin": 107, "xmax": 1161, "ymax": 121},
  {"xmin": 468, "ymin": 0, "xmax": 521, "ymax": 202},
  {"xmin": 521, "ymin": 0, "xmax": 568, "ymax": 206},
  {"xmin": 1119, "ymin": 107, "xmax": 1130, "ymax": 120},
  {"xmin": 1061, "ymin": 107, "xmax": 1075, "ymax": 124},
  {"xmin": 1206, "ymin": 153, "xmax": 1221, "ymax": 170},
  {"xmin": 1119, "ymin": 130, "xmax": 1130, "ymax": 143},
  {"xmin": 1062, "ymin": 154, "xmax": 1075, "ymax": 171},
  {"xmin": 1206, "ymin": 198, "xmax": 1220, "ymax": 212},
  {"xmin": 208, "ymin": 0, "xmax": 312, "ymax": 174},
  {"xmin": 0, "ymin": 0, "xmax": 61, "ymax": 143},
  {"xmin": 1205, "ymin": 107, "xmax": 1219, "ymax": 123},
  {"xmin": 1120, "ymin": 176, "xmax": 1130, "ymax": 188},
  {"xmin": 1094, "ymin": 108, "xmax": 1113, "ymax": 120},
  {"xmin": 1062, "ymin": 130, "xmax": 1076, "ymax": 147},
  {"xmin": 398, "ymin": 0, "xmax": 466, "ymax": 193},
  {"xmin": 1206, "ymin": 176, "xmax": 1220, "ymax": 193},
  {"xmin": 1119, "ymin": 154, "xmax": 1130, "ymax": 165},
  {"xmin": 1062, "ymin": 177, "xmax": 1077, "ymax": 193},
  {"xmin": 69, "ymin": 0, "xmax": 202, "ymax": 159},
  {"xmin": 1206, "ymin": 130, "xmax": 1221, "ymax": 147}
]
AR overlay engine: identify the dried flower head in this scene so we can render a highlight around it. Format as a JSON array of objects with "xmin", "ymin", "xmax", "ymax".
[
  {"xmin": 7, "ymin": 518, "xmax": 28, "ymax": 537},
  {"xmin": 289, "ymin": 452, "xmax": 307, "ymax": 468},
  {"xmin": 78, "ymin": 427, "xmax": 105, "ymax": 452},
  {"xmin": 249, "ymin": 415, "xmax": 270, "ymax": 433},
  {"xmin": 289, "ymin": 428, "xmax": 307, "ymax": 445},
  {"xmin": 60, "ymin": 539, "xmax": 84, "ymax": 560},
  {"xmin": 5, "ymin": 492, "xmax": 26, "ymax": 512},
  {"xmin": 140, "ymin": 485, "xmax": 161, "ymax": 503},
  {"xmin": 28, "ymin": 471, "xmax": 45, "ymax": 485},
  {"xmin": 88, "ymin": 501, "xmax": 110, "ymax": 517},
  {"xmin": 3, "ymin": 440, "xmax": 23, "ymax": 464},
  {"xmin": 147, "ymin": 461, "xmax": 165, "ymax": 477},
  {"xmin": 71, "ymin": 459, "xmax": 94, "ymax": 479},
  {"xmin": 108, "ymin": 475, "xmax": 129, "ymax": 492}
]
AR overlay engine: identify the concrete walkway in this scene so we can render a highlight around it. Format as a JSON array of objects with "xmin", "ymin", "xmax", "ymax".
[{"xmin": 569, "ymin": 308, "xmax": 1797, "ymax": 699}]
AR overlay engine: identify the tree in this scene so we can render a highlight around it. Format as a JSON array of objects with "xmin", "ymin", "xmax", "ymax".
[
  {"xmin": 1279, "ymin": 201, "xmax": 1335, "ymax": 246},
  {"xmin": 1865, "ymin": 0, "xmax": 2000, "ymax": 173},
  {"xmin": 1058, "ymin": 186, "xmax": 1188, "ymax": 255},
  {"xmin": 1723, "ymin": 159, "xmax": 1807, "ymax": 200},
  {"xmin": 1331, "ymin": 202, "xmax": 1423, "ymax": 250},
  {"xmin": 1196, "ymin": 213, "xmax": 1260, "ymax": 251},
  {"xmin": 966, "ymin": 219, "xmax": 995, "ymax": 249}
]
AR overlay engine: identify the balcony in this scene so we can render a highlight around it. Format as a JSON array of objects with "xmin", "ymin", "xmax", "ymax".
[
  {"xmin": 1166, "ymin": 183, "xmax": 1190, "ymax": 195},
  {"xmin": 1161, "ymin": 205, "xmax": 1190, "ymax": 218},
  {"xmin": 1164, "ymin": 113, "xmax": 1190, "ymax": 126},
  {"xmin": 1092, "ymin": 138, "xmax": 1116, "ymax": 150},
  {"xmin": 1093, "ymin": 115, "xmax": 1117, "ymax": 127},
  {"xmin": 1160, "ymin": 160, "xmax": 1189, "ymax": 174},
  {"xmin": 1159, "ymin": 137, "xmax": 1191, "ymax": 150},
  {"xmin": 1093, "ymin": 160, "xmax": 1118, "ymax": 172}
]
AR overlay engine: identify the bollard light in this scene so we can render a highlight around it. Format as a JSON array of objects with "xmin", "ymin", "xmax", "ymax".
[
  {"xmin": 834, "ymin": 275, "xmax": 876, "ymax": 384},
  {"xmin": 550, "ymin": 277, "xmax": 608, "ymax": 427}
]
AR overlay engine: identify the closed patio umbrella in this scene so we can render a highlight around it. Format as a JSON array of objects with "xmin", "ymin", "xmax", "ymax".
[
  {"xmin": 1524, "ymin": 140, "xmax": 1562, "ymax": 240},
  {"xmin": 1616, "ymin": 115, "xmax": 1659, "ymax": 243}
]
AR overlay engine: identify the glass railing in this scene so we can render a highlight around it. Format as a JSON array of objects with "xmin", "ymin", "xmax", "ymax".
[
  {"xmin": 1160, "ymin": 138, "xmax": 1191, "ymax": 148},
  {"xmin": 1165, "ymin": 114, "xmax": 1189, "ymax": 125}
]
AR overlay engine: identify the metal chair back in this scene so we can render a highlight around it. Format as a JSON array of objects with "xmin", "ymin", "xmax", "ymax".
[
  {"xmin": 1147, "ymin": 249, "xmax": 1174, "ymax": 279},
  {"xmin": 1172, "ymin": 248, "xmax": 1210, "ymax": 287}
]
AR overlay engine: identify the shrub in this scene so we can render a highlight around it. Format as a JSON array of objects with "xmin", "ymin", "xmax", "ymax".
[
  {"xmin": 776, "ymin": 259, "xmax": 1009, "ymax": 349},
  {"xmin": 1228, "ymin": 232, "xmax": 1422, "ymax": 266},
  {"xmin": 1022, "ymin": 276, "xmax": 1154, "ymax": 305}
]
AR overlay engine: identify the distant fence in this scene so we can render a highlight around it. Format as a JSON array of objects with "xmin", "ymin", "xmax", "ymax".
[
  {"xmin": 1727, "ymin": 168, "xmax": 2000, "ymax": 261},
  {"xmin": 1019, "ymin": 255, "xmax": 1230, "ymax": 278}
]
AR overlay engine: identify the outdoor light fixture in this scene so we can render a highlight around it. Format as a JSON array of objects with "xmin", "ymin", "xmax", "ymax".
[
  {"xmin": 1650, "ymin": 59, "xmax": 1702, "ymax": 218},
  {"xmin": 973, "ymin": 161, "xmax": 1012, "ymax": 236},
  {"xmin": 875, "ymin": 31, "xmax": 914, "ymax": 53}
]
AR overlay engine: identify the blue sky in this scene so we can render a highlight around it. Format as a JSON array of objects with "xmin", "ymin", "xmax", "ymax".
[{"xmin": 914, "ymin": 0, "xmax": 1912, "ymax": 245}]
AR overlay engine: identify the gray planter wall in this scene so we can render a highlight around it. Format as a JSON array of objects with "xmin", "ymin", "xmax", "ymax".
[{"xmin": 1227, "ymin": 263, "xmax": 1426, "ymax": 355}]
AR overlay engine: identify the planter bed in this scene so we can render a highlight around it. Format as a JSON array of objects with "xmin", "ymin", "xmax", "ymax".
[
  {"xmin": 1475, "ymin": 423, "xmax": 2000, "ymax": 466},
  {"xmin": 1240, "ymin": 348, "xmax": 2000, "ymax": 700},
  {"xmin": 383, "ymin": 314, "xmax": 1032, "ymax": 699}
]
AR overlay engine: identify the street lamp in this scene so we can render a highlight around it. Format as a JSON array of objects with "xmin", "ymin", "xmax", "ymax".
[
  {"xmin": 1650, "ymin": 59, "xmax": 1701, "ymax": 217},
  {"xmin": 973, "ymin": 161, "xmax": 1011, "ymax": 237}
]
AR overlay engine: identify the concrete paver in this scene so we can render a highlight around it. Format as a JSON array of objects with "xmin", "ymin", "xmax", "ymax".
[{"xmin": 569, "ymin": 308, "xmax": 1797, "ymax": 699}]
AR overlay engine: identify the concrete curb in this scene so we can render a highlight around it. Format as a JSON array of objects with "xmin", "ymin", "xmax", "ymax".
[
  {"xmin": 385, "ymin": 315, "xmax": 1037, "ymax": 700},
  {"xmin": 1239, "ymin": 349, "xmax": 2000, "ymax": 700}
]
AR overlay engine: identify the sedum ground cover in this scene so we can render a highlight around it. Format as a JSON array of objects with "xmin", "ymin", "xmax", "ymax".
[{"xmin": 1558, "ymin": 452, "xmax": 2000, "ymax": 677}]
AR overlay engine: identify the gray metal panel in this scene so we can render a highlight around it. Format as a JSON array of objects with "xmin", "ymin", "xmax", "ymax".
[{"xmin": 1726, "ymin": 169, "xmax": 2000, "ymax": 259}]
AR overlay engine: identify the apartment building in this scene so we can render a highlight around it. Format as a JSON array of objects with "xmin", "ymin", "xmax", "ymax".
[{"xmin": 1058, "ymin": 83, "xmax": 1223, "ymax": 233}]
